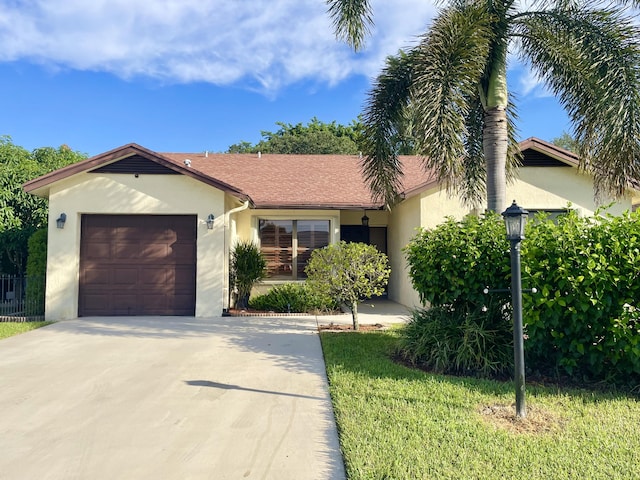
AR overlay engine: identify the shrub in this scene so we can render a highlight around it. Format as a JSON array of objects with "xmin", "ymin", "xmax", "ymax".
[
  {"xmin": 523, "ymin": 209, "xmax": 640, "ymax": 384},
  {"xmin": 397, "ymin": 303, "xmax": 513, "ymax": 377},
  {"xmin": 306, "ymin": 241, "xmax": 390, "ymax": 330},
  {"xmin": 405, "ymin": 213, "xmax": 511, "ymax": 310},
  {"xmin": 25, "ymin": 228, "xmax": 47, "ymax": 316},
  {"xmin": 230, "ymin": 241, "xmax": 266, "ymax": 309},
  {"xmin": 249, "ymin": 283, "xmax": 338, "ymax": 313}
]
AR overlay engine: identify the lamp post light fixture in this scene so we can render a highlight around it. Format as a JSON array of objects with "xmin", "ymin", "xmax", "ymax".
[
  {"xmin": 56, "ymin": 213, "xmax": 67, "ymax": 229},
  {"xmin": 206, "ymin": 214, "xmax": 215, "ymax": 230},
  {"xmin": 361, "ymin": 212, "xmax": 369, "ymax": 227},
  {"xmin": 502, "ymin": 200, "xmax": 529, "ymax": 419}
]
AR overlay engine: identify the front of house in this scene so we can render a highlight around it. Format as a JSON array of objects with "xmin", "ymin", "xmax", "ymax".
[{"xmin": 24, "ymin": 139, "xmax": 638, "ymax": 320}]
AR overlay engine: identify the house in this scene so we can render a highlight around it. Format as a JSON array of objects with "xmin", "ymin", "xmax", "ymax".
[{"xmin": 23, "ymin": 138, "xmax": 638, "ymax": 320}]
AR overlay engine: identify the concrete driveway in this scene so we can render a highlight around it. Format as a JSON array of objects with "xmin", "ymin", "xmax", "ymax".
[{"xmin": 0, "ymin": 316, "xmax": 346, "ymax": 480}]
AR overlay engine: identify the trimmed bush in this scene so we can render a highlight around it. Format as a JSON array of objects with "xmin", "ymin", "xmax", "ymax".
[
  {"xmin": 404, "ymin": 208, "xmax": 640, "ymax": 386},
  {"xmin": 249, "ymin": 283, "xmax": 338, "ymax": 313},
  {"xmin": 523, "ymin": 209, "xmax": 640, "ymax": 384},
  {"xmin": 25, "ymin": 228, "xmax": 47, "ymax": 315},
  {"xmin": 306, "ymin": 241, "xmax": 390, "ymax": 330}
]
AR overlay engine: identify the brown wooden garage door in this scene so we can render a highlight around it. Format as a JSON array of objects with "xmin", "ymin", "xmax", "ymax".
[{"xmin": 79, "ymin": 215, "xmax": 196, "ymax": 316}]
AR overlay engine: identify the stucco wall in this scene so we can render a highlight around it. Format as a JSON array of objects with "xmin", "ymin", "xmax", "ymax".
[
  {"xmin": 46, "ymin": 173, "xmax": 226, "ymax": 320},
  {"xmin": 509, "ymin": 167, "xmax": 632, "ymax": 215}
]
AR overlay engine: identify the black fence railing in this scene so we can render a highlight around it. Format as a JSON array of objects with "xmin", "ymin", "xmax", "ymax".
[{"xmin": 0, "ymin": 275, "xmax": 45, "ymax": 322}]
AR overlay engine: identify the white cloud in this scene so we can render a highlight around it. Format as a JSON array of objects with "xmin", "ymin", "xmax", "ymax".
[{"xmin": 0, "ymin": 0, "xmax": 437, "ymax": 94}]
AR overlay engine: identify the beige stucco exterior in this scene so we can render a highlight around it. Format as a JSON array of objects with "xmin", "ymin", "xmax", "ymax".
[
  {"xmin": 45, "ymin": 172, "xmax": 226, "ymax": 320},
  {"xmin": 34, "ymin": 147, "xmax": 637, "ymax": 320}
]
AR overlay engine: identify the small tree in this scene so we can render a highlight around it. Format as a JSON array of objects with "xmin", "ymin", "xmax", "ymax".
[
  {"xmin": 230, "ymin": 241, "xmax": 266, "ymax": 309},
  {"xmin": 306, "ymin": 241, "xmax": 390, "ymax": 330}
]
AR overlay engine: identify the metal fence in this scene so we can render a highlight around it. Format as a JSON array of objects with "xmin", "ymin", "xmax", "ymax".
[{"xmin": 0, "ymin": 275, "xmax": 45, "ymax": 322}]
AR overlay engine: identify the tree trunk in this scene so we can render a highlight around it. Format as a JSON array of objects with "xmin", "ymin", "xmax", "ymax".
[
  {"xmin": 351, "ymin": 301, "xmax": 360, "ymax": 331},
  {"xmin": 483, "ymin": 106, "xmax": 508, "ymax": 213}
]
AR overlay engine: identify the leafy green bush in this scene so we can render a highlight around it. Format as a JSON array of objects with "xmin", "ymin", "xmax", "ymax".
[
  {"xmin": 231, "ymin": 241, "xmax": 266, "ymax": 309},
  {"xmin": 397, "ymin": 303, "xmax": 513, "ymax": 377},
  {"xmin": 25, "ymin": 228, "xmax": 47, "ymax": 316},
  {"xmin": 404, "ymin": 208, "xmax": 640, "ymax": 386},
  {"xmin": 523, "ymin": 210, "xmax": 640, "ymax": 384},
  {"xmin": 249, "ymin": 283, "xmax": 338, "ymax": 313},
  {"xmin": 404, "ymin": 212, "xmax": 511, "ymax": 312},
  {"xmin": 306, "ymin": 241, "xmax": 390, "ymax": 330}
]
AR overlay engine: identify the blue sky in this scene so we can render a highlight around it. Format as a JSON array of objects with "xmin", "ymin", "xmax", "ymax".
[{"xmin": 0, "ymin": 0, "xmax": 571, "ymax": 157}]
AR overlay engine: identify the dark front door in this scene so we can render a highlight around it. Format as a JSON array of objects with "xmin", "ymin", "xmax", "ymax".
[
  {"xmin": 79, "ymin": 215, "xmax": 196, "ymax": 316},
  {"xmin": 340, "ymin": 225, "xmax": 370, "ymax": 244}
]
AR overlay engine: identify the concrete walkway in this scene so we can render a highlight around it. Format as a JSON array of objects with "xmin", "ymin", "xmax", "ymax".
[
  {"xmin": 0, "ymin": 315, "xmax": 348, "ymax": 480},
  {"xmin": 0, "ymin": 300, "xmax": 410, "ymax": 479}
]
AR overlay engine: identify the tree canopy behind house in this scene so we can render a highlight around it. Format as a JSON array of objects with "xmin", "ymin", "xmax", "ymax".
[
  {"xmin": 0, "ymin": 136, "xmax": 86, "ymax": 274},
  {"xmin": 227, "ymin": 117, "xmax": 363, "ymax": 154}
]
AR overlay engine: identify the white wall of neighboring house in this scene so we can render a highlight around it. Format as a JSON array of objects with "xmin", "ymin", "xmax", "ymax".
[{"xmin": 45, "ymin": 172, "xmax": 226, "ymax": 320}]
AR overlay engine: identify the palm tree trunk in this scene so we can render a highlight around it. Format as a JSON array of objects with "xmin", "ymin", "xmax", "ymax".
[{"xmin": 483, "ymin": 106, "xmax": 508, "ymax": 212}]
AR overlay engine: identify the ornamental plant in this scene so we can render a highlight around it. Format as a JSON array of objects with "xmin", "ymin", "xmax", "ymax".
[
  {"xmin": 402, "ymin": 213, "xmax": 513, "ymax": 377},
  {"xmin": 230, "ymin": 241, "xmax": 266, "ymax": 309},
  {"xmin": 305, "ymin": 241, "xmax": 390, "ymax": 330}
]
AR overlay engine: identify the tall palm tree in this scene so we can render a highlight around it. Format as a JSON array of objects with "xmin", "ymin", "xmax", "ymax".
[{"xmin": 327, "ymin": 0, "xmax": 640, "ymax": 212}]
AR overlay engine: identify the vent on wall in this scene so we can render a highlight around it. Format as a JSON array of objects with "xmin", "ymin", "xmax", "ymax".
[
  {"xmin": 90, "ymin": 155, "xmax": 180, "ymax": 175},
  {"xmin": 521, "ymin": 150, "xmax": 571, "ymax": 167}
]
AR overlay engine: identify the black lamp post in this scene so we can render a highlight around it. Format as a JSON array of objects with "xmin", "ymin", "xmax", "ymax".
[{"xmin": 502, "ymin": 200, "xmax": 529, "ymax": 418}]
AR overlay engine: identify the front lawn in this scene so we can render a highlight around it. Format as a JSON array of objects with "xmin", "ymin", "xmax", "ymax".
[
  {"xmin": 320, "ymin": 330, "xmax": 640, "ymax": 480},
  {"xmin": 0, "ymin": 321, "xmax": 52, "ymax": 340}
]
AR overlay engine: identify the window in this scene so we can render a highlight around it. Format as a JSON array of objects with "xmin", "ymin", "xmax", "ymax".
[{"xmin": 259, "ymin": 220, "xmax": 330, "ymax": 279}]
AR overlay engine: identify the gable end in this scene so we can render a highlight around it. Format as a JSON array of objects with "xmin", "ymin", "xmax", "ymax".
[
  {"xmin": 90, "ymin": 154, "xmax": 180, "ymax": 175},
  {"xmin": 521, "ymin": 149, "xmax": 571, "ymax": 167}
]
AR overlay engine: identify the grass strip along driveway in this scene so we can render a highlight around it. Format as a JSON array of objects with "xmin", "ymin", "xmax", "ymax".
[
  {"xmin": 0, "ymin": 321, "xmax": 51, "ymax": 339},
  {"xmin": 320, "ymin": 330, "xmax": 640, "ymax": 480}
]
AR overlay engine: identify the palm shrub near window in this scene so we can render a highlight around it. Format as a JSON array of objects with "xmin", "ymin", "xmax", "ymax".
[
  {"xmin": 230, "ymin": 241, "xmax": 266, "ymax": 309},
  {"xmin": 305, "ymin": 241, "xmax": 390, "ymax": 330},
  {"xmin": 402, "ymin": 213, "xmax": 513, "ymax": 377},
  {"xmin": 249, "ymin": 283, "xmax": 338, "ymax": 314}
]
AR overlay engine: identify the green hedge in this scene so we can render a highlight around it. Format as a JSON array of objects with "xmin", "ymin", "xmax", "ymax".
[
  {"xmin": 403, "ymin": 209, "xmax": 640, "ymax": 386},
  {"xmin": 249, "ymin": 283, "xmax": 338, "ymax": 313},
  {"xmin": 523, "ymin": 210, "xmax": 640, "ymax": 384},
  {"xmin": 25, "ymin": 228, "xmax": 47, "ymax": 316}
]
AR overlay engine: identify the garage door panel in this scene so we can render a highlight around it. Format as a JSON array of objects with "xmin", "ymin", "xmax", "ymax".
[
  {"xmin": 84, "ymin": 242, "xmax": 111, "ymax": 260},
  {"xmin": 79, "ymin": 215, "xmax": 196, "ymax": 316},
  {"xmin": 113, "ymin": 268, "xmax": 139, "ymax": 285},
  {"xmin": 140, "ymin": 267, "xmax": 167, "ymax": 285}
]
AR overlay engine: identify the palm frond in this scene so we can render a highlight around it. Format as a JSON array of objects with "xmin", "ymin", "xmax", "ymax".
[
  {"xmin": 326, "ymin": 0, "xmax": 373, "ymax": 51},
  {"xmin": 516, "ymin": 4, "xmax": 640, "ymax": 199},
  {"xmin": 360, "ymin": 50, "xmax": 415, "ymax": 207},
  {"xmin": 410, "ymin": 3, "xmax": 494, "ymax": 204}
]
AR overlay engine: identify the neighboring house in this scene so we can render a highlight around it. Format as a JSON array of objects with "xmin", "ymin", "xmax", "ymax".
[{"xmin": 23, "ymin": 138, "xmax": 638, "ymax": 320}]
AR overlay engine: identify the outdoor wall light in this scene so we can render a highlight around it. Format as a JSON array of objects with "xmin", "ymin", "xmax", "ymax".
[
  {"xmin": 56, "ymin": 213, "xmax": 67, "ymax": 229},
  {"xmin": 361, "ymin": 212, "xmax": 369, "ymax": 227},
  {"xmin": 206, "ymin": 214, "xmax": 215, "ymax": 229}
]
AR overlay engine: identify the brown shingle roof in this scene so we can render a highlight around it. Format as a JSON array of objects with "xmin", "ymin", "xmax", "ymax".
[
  {"xmin": 25, "ymin": 138, "xmax": 600, "ymax": 208},
  {"xmin": 160, "ymin": 152, "xmax": 431, "ymax": 209}
]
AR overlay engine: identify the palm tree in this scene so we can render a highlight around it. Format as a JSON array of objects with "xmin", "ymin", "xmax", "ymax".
[{"xmin": 327, "ymin": 0, "xmax": 640, "ymax": 212}]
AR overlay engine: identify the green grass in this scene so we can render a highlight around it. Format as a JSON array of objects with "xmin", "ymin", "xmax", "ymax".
[
  {"xmin": 320, "ymin": 330, "xmax": 640, "ymax": 480},
  {"xmin": 0, "ymin": 321, "xmax": 52, "ymax": 339}
]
